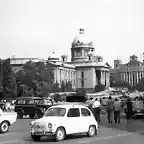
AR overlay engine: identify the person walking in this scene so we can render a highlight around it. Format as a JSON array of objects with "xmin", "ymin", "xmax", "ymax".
[
  {"xmin": 106, "ymin": 96, "xmax": 114, "ymax": 123},
  {"xmin": 114, "ymin": 98, "xmax": 121, "ymax": 123},
  {"xmin": 86, "ymin": 98, "xmax": 93, "ymax": 110},
  {"xmin": 92, "ymin": 98, "xmax": 101, "ymax": 122},
  {"xmin": 125, "ymin": 97, "xmax": 133, "ymax": 124}
]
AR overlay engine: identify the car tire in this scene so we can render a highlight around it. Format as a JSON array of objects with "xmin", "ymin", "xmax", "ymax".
[
  {"xmin": 31, "ymin": 135, "xmax": 41, "ymax": 141},
  {"xmin": 87, "ymin": 125, "xmax": 97, "ymax": 137},
  {"xmin": 17, "ymin": 110, "xmax": 23, "ymax": 119},
  {"xmin": 29, "ymin": 113, "xmax": 35, "ymax": 119},
  {"xmin": 35, "ymin": 111, "xmax": 43, "ymax": 119},
  {"xmin": 0, "ymin": 121, "xmax": 9, "ymax": 133},
  {"xmin": 55, "ymin": 127, "xmax": 66, "ymax": 141}
]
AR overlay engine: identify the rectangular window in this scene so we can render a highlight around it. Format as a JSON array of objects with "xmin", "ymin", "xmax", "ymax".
[
  {"xmin": 81, "ymin": 108, "xmax": 91, "ymax": 116},
  {"xmin": 81, "ymin": 71, "xmax": 84, "ymax": 79},
  {"xmin": 67, "ymin": 108, "xmax": 80, "ymax": 117}
]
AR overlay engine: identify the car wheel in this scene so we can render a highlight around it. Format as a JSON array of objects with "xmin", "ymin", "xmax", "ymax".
[
  {"xmin": 29, "ymin": 113, "xmax": 35, "ymax": 119},
  {"xmin": 55, "ymin": 127, "xmax": 66, "ymax": 141},
  {"xmin": 87, "ymin": 125, "xmax": 97, "ymax": 137},
  {"xmin": 31, "ymin": 135, "xmax": 41, "ymax": 141},
  {"xmin": 17, "ymin": 110, "xmax": 23, "ymax": 119},
  {"xmin": 0, "ymin": 121, "xmax": 9, "ymax": 133},
  {"xmin": 35, "ymin": 111, "xmax": 43, "ymax": 119}
]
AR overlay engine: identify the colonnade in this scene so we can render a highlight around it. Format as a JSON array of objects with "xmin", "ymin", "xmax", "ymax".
[
  {"xmin": 100, "ymin": 70, "xmax": 110, "ymax": 87},
  {"xmin": 120, "ymin": 71, "xmax": 144, "ymax": 85}
]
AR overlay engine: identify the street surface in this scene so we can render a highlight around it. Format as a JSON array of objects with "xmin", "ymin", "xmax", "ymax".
[{"xmin": 1, "ymin": 114, "xmax": 144, "ymax": 144}]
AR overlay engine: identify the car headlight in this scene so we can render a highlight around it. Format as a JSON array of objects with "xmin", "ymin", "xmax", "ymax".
[{"xmin": 48, "ymin": 123, "xmax": 52, "ymax": 129}]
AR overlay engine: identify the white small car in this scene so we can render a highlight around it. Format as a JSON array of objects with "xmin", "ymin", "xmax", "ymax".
[
  {"xmin": 30, "ymin": 103, "xmax": 98, "ymax": 142},
  {"xmin": 0, "ymin": 111, "xmax": 17, "ymax": 133}
]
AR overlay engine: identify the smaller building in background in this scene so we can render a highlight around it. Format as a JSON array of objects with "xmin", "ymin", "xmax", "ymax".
[
  {"xmin": 10, "ymin": 57, "xmax": 47, "ymax": 73},
  {"xmin": 110, "ymin": 54, "xmax": 144, "ymax": 86},
  {"xmin": 47, "ymin": 52, "xmax": 76, "ymax": 90}
]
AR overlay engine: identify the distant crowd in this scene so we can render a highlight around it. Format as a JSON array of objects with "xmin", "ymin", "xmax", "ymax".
[{"xmin": 87, "ymin": 96, "xmax": 143, "ymax": 124}]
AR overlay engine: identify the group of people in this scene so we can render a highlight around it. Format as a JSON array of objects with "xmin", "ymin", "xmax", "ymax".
[
  {"xmin": 0, "ymin": 100, "xmax": 14, "ymax": 112},
  {"xmin": 87, "ymin": 96, "xmax": 133, "ymax": 124}
]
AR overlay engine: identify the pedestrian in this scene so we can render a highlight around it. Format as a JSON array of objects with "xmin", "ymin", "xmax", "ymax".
[
  {"xmin": 114, "ymin": 98, "xmax": 121, "ymax": 123},
  {"xmin": 5, "ymin": 101, "xmax": 11, "ymax": 112},
  {"xmin": 106, "ymin": 96, "xmax": 114, "ymax": 123},
  {"xmin": 86, "ymin": 98, "xmax": 93, "ymax": 110},
  {"xmin": 92, "ymin": 98, "xmax": 101, "ymax": 122},
  {"xmin": 125, "ymin": 97, "xmax": 133, "ymax": 124}
]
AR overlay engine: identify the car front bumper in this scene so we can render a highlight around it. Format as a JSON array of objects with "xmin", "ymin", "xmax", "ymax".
[
  {"xmin": 133, "ymin": 110, "xmax": 144, "ymax": 115},
  {"xmin": 30, "ymin": 128, "xmax": 55, "ymax": 136}
]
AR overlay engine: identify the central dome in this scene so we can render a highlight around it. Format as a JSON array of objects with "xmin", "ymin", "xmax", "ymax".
[
  {"xmin": 72, "ymin": 29, "xmax": 93, "ymax": 47},
  {"xmin": 48, "ymin": 52, "xmax": 59, "ymax": 62}
]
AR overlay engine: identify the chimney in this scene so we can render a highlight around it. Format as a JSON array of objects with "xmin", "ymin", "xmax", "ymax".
[{"xmin": 79, "ymin": 28, "xmax": 84, "ymax": 34}]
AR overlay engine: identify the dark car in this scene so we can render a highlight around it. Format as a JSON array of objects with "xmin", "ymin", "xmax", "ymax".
[{"xmin": 14, "ymin": 97, "xmax": 53, "ymax": 119}]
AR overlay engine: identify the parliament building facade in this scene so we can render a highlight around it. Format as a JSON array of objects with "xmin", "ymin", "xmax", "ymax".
[{"xmin": 10, "ymin": 29, "xmax": 110, "ymax": 92}]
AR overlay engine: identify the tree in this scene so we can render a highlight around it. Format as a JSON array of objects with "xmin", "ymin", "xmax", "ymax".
[
  {"xmin": 15, "ymin": 61, "xmax": 55, "ymax": 90},
  {"xmin": 2, "ymin": 58, "xmax": 17, "ymax": 98},
  {"xmin": 94, "ymin": 84, "xmax": 105, "ymax": 93}
]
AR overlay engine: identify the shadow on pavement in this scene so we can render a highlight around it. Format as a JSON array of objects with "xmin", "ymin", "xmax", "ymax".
[
  {"xmin": 24, "ymin": 134, "xmax": 88, "ymax": 143},
  {"xmin": 100, "ymin": 115, "xmax": 144, "ymax": 135}
]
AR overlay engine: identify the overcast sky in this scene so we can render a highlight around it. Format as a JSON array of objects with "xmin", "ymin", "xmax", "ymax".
[{"xmin": 0, "ymin": 0, "xmax": 144, "ymax": 66}]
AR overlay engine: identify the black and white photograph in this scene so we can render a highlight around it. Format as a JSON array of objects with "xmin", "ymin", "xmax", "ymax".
[{"xmin": 0, "ymin": 0, "xmax": 144, "ymax": 144}]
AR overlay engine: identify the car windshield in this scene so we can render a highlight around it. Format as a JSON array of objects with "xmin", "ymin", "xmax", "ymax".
[{"xmin": 45, "ymin": 107, "xmax": 66, "ymax": 117}]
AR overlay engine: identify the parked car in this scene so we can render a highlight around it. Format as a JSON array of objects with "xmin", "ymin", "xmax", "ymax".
[
  {"xmin": 0, "ymin": 110, "xmax": 17, "ymax": 133},
  {"xmin": 14, "ymin": 97, "xmax": 53, "ymax": 119},
  {"xmin": 132, "ymin": 101, "xmax": 144, "ymax": 117},
  {"xmin": 30, "ymin": 103, "xmax": 98, "ymax": 142}
]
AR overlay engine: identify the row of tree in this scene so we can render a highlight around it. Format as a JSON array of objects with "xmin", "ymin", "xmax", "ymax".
[{"xmin": 0, "ymin": 59, "xmax": 74, "ymax": 99}]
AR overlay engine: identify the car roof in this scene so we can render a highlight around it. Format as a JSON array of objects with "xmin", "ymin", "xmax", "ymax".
[
  {"xmin": 50, "ymin": 102, "xmax": 88, "ymax": 109},
  {"xmin": 15, "ymin": 97, "xmax": 46, "ymax": 100}
]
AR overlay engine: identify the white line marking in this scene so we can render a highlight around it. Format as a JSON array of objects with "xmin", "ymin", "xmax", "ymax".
[
  {"xmin": 0, "ymin": 140, "xmax": 20, "ymax": 144},
  {"xmin": 76, "ymin": 132, "xmax": 132, "ymax": 144}
]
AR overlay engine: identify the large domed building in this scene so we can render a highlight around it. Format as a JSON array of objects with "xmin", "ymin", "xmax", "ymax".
[
  {"xmin": 47, "ymin": 29, "xmax": 110, "ymax": 92},
  {"xmin": 8, "ymin": 29, "xmax": 110, "ymax": 92}
]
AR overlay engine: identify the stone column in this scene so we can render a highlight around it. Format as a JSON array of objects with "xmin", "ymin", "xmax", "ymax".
[
  {"xmin": 123, "ymin": 72, "xmax": 125, "ymax": 82},
  {"xmin": 136, "ymin": 72, "xmax": 139, "ymax": 84},
  {"xmin": 103, "ymin": 71, "xmax": 105, "ymax": 85},
  {"xmin": 107, "ymin": 71, "xmax": 110, "ymax": 87},
  {"xmin": 100, "ymin": 71, "xmax": 103, "ymax": 85}
]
